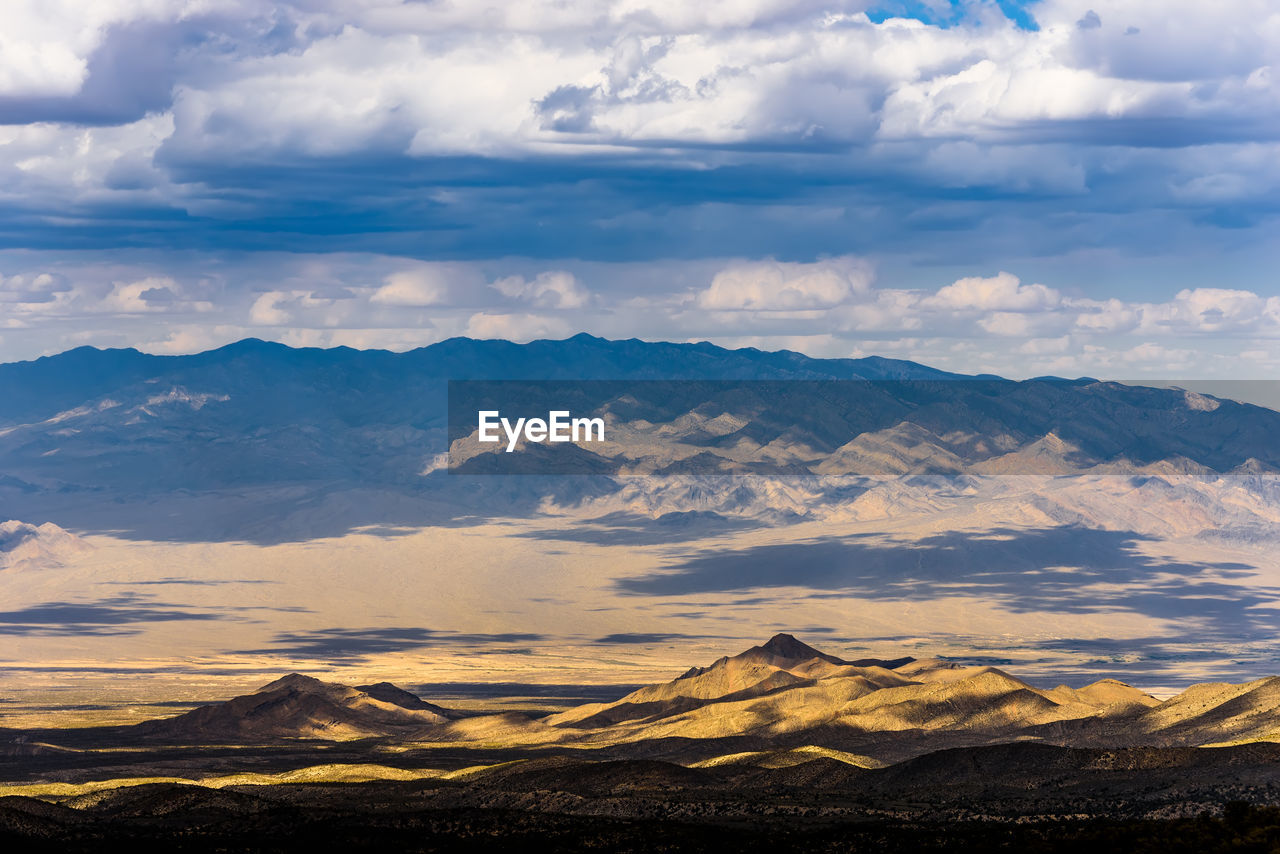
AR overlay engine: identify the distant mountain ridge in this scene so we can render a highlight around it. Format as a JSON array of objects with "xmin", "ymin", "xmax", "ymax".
[
  {"xmin": 0, "ymin": 334, "xmax": 966, "ymax": 427},
  {"xmin": 0, "ymin": 336, "xmax": 970, "ymax": 501},
  {"xmin": 2, "ymin": 335, "xmax": 1278, "ymax": 540}
]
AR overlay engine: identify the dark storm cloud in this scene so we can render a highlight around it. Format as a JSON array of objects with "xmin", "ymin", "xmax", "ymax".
[{"xmin": 0, "ymin": 1, "xmax": 1276, "ymax": 266}]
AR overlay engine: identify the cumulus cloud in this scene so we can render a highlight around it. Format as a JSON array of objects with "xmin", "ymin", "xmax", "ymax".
[
  {"xmin": 0, "ymin": 272, "xmax": 71, "ymax": 304},
  {"xmin": 697, "ymin": 256, "xmax": 873, "ymax": 310},
  {"xmin": 371, "ymin": 269, "xmax": 451, "ymax": 308},
  {"xmin": 465, "ymin": 312, "xmax": 572, "ymax": 342},
  {"xmin": 369, "ymin": 264, "xmax": 493, "ymax": 308},
  {"xmin": 248, "ymin": 291, "xmax": 293, "ymax": 326},
  {"xmin": 1145, "ymin": 287, "xmax": 1280, "ymax": 334},
  {"xmin": 929, "ymin": 272, "xmax": 1061, "ymax": 312},
  {"xmin": 2, "ymin": 251, "xmax": 1280, "ymax": 379},
  {"xmin": 99, "ymin": 276, "xmax": 210, "ymax": 314},
  {"xmin": 493, "ymin": 271, "xmax": 592, "ymax": 309}
]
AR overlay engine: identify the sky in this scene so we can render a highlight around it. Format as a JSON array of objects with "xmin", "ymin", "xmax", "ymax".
[{"xmin": 1, "ymin": 0, "xmax": 1279, "ymax": 378}]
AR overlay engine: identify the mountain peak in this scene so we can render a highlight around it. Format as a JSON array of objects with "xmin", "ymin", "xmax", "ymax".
[
  {"xmin": 759, "ymin": 633, "xmax": 824, "ymax": 660},
  {"xmin": 745, "ymin": 633, "xmax": 855, "ymax": 667},
  {"xmin": 356, "ymin": 681, "xmax": 452, "ymax": 714},
  {"xmin": 216, "ymin": 337, "xmax": 288, "ymax": 353},
  {"xmin": 750, "ymin": 634, "xmax": 915, "ymax": 670},
  {"xmin": 256, "ymin": 673, "xmax": 329, "ymax": 694}
]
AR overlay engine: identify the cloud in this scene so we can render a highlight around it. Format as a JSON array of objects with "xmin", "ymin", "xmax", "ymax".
[
  {"xmin": 1017, "ymin": 335, "xmax": 1072, "ymax": 355},
  {"xmin": 371, "ymin": 269, "xmax": 449, "ymax": 308},
  {"xmin": 140, "ymin": 324, "xmax": 247, "ymax": 355},
  {"xmin": 929, "ymin": 272, "xmax": 1061, "ymax": 312},
  {"xmin": 494, "ymin": 270, "xmax": 592, "ymax": 309},
  {"xmin": 697, "ymin": 256, "xmax": 873, "ymax": 310},
  {"xmin": 1074, "ymin": 298, "xmax": 1140, "ymax": 334},
  {"xmin": 1076, "ymin": 10, "xmax": 1102, "ymax": 30},
  {"xmin": 0, "ymin": 272, "xmax": 71, "ymax": 304},
  {"xmin": 4, "ymin": 250, "xmax": 1280, "ymax": 380},
  {"xmin": 100, "ymin": 276, "xmax": 207, "ymax": 313},
  {"xmin": 248, "ymin": 291, "xmax": 292, "ymax": 326},
  {"xmin": 465, "ymin": 311, "xmax": 572, "ymax": 341},
  {"xmin": 0, "ymin": 2, "xmax": 1278, "ymax": 376},
  {"xmin": 0, "ymin": 0, "xmax": 1275, "ymax": 268},
  {"xmin": 1143, "ymin": 288, "xmax": 1280, "ymax": 335}
]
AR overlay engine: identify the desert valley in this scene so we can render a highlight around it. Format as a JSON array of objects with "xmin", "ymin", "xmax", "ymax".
[{"xmin": 4, "ymin": 337, "xmax": 1280, "ymax": 849}]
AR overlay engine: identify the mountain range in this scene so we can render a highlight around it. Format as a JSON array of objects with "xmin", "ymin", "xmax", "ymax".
[
  {"xmin": 1, "ymin": 336, "xmax": 1277, "ymax": 541},
  {"xmin": 0, "ymin": 336, "xmax": 959, "ymax": 494},
  {"xmin": 131, "ymin": 634, "xmax": 1280, "ymax": 766}
]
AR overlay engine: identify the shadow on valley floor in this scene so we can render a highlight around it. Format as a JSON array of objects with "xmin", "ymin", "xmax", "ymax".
[
  {"xmin": 593, "ymin": 631, "xmax": 722, "ymax": 644},
  {"xmin": 0, "ymin": 593, "xmax": 308, "ymax": 637},
  {"xmin": 236, "ymin": 627, "xmax": 548, "ymax": 659},
  {"xmin": 0, "ymin": 475, "xmax": 889, "ymax": 546},
  {"xmin": 512, "ymin": 511, "xmax": 767, "ymax": 545},
  {"xmin": 1015, "ymin": 635, "xmax": 1280, "ymax": 685},
  {"xmin": 0, "ymin": 477, "xmax": 638, "ymax": 545},
  {"xmin": 405, "ymin": 681, "xmax": 648, "ymax": 704},
  {"xmin": 618, "ymin": 526, "xmax": 1277, "ymax": 639}
]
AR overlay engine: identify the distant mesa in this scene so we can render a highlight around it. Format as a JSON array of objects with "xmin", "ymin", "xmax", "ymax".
[{"xmin": 138, "ymin": 673, "xmax": 456, "ymax": 741}]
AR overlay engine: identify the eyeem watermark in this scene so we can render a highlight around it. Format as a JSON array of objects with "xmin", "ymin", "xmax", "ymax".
[
  {"xmin": 477, "ymin": 410, "xmax": 606, "ymax": 452},
  {"xmin": 449, "ymin": 378, "xmax": 1280, "ymax": 475}
]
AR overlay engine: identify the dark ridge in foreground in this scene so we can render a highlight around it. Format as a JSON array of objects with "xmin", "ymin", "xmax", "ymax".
[{"xmin": 6, "ymin": 745, "xmax": 1280, "ymax": 852}]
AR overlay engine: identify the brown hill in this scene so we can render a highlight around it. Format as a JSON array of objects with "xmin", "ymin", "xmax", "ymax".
[
  {"xmin": 547, "ymin": 634, "xmax": 912, "ymax": 729},
  {"xmin": 137, "ymin": 674, "xmax": 454, "ymax": 741},
  {"xmin": 1134, "ymin": 675, "xmax": 1280, "ymax": 745},
  {"xmin": 546, "ymin": 638, "xmax": 1188, "ymax": 752},
  {"xmin": 1046, "ymin": 678, "xmax": 1161, "ymax": 715}
]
